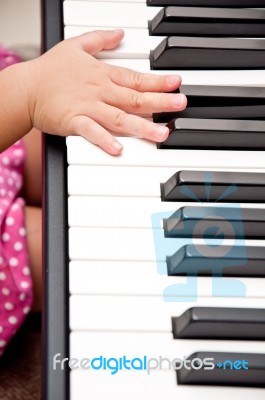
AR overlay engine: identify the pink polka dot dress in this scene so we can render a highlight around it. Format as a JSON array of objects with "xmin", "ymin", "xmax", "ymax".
[{"xmin": 0, "ymin": 45, "xmax": 33, "ymax": 355}]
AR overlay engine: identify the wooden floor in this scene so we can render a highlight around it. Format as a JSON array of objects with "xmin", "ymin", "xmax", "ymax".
[{"xmin": 0, "ymin": 314, "xmax": 41, "ymax": 400}]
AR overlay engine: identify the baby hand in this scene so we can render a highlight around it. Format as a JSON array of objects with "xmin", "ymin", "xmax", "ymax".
[{"xmin": 27, "ymin": 30, "xmax": 187, "ymax": 154}]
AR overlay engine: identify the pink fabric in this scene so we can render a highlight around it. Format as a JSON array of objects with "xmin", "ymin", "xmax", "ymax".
[
  {"xmin": 0, "ymin": 44, "xmax": 21, "ymax": 70},
  {"xmin": 0, "ymin": 46, "xmax": 33, "ymax": 355}
]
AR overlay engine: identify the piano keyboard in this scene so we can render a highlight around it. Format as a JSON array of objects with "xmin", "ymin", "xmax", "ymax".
[
  {"xmin": 67, "ymin": 136, "xmax": 265, "ymax": 399},
  {"xmin": 43, "ymin": 0, "xmax": 265, "ymax": 399}
]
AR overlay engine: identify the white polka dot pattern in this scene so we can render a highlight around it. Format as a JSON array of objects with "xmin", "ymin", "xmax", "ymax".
[
  {"xmin": 2, "ymin": 288, "xmax": 10, "ymax": 296},
  {"xmin": 19, "ymin": 293, "xmax": 26, "ymax": 301},
  {"xmin": 19, "ymin": 227, "xmax": 26, "ymax": 237},
  {"xmin": 20, "ymin": 281, "xmax": 29, "ymax": 289},
  {"xmin": 0, "ymin": 138, "xmax": 33, "ymax": 356},
  {"xmin": 5, "ymin": 302, "xmax": 14, "ymax": 311},
  {"xmin": 23, "ymin": 266, "xmax": 30, "ymax": 276},
  {"xmin": 9, "ymin": 257, "xmax": 18, "ymax": 267},
  {"xmin": 6, "ymin": 217, "xmax": 14, "ymax": 226},
  {"xmin": 2, "ymin": 233, "xmax": 10, "ymax": 242},
  {"xmin": 0, "ymin": 272, "xmax": 6, "ymax": 281},
  {"xmin": 8, "ymin": 316, "xmax": 18, "ymax": 325},
  {"xmin": 23, "ymin": 306, "xmax": 30, "ymax": 315},
  {"xmin": 14, "ymin": 242, "xmax": 23, "ymax": 251}
]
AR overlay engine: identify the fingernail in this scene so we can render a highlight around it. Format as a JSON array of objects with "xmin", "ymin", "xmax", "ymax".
[
  {"xmin": 166, "ymin": 75, "xmax": 181, "ymax": 87},
  {"xmin": 113, "ymin": 29, "xmax": 124, "ymax": 34},
  {"xmin": 154, "ymin": 125, "xmax": 169, "ymax": 139},
  {"xmin": 171, "ymin": 93, "xmax": 187, "ymax": 108},
  {"xmin": 112, "ymin": 140, "xmax": 123, "ymax": 152}
]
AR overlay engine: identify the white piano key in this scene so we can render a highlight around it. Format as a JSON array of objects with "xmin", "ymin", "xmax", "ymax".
[
  {"xmin": 67, "ymin": 167, "xmax": 265, "ymax": 196},
  {"xmin": 68, "ymin": 165, "xmax": 176, "ymax": 196},
  {"xmin": 105, "ymin": 58, "xmax": 265, "ymax": 86},
  {"xmin": 64, "ymin": 2, "xmax": 265, "ymax": 30},
  {"xmin": 70, "ymin": 296, "xmax": 265, "ymax": 331},
  {"xmin": 115, "ymin": 59, "xmax": 265, "ymax": 88},
  {"xmin": 70, "ymin": 371, "xmax": 179, "ymax": 400},
  {"xmin": 65, "ymin": 26, "xmax": 164, "ymax": 58},
  {"xmin": 68, "ymin": 196, "xmax": 173, "ymax": 227},
  {"xmin": 70, "ymin": 331, "xmax": 265, "ymax": 360},
  {"xmin": 67, "ymin": 137, "xmax": 265, "ymax": 169},
  {"xmin": 69, "ymin": 227, "xmax": 265, "ymax": 261},
  {"xmin": 64, "ymin": 1, "xmax": 160, "ymax": 28},
  {"xmin": 64, "ymin": 26, "xmax": 265, "ymax": 60},
  {"xmin": 69, "ymin": 227, "xmax": 156, "ymax": 260},
  {"xmin": 69, "ymin": 196, "xmax": 265, "ymax": 227},
  {"xmin": 68, "ymin": 165, "xmax": 265, "ymax": 196},
  {"xmin": 71, "ymin": 369, "xmax": 265, "ymax": 400},
  {"xmin": 69, "ymin": 261, "xmax": 265, "ymax": 298},
  {"xmin": 69, "ymin": 260, "xmax": 175, "ymax": 295},
  {"xmin": 67, "ymin": 0, "xmax": 145, "ymax": 2}
]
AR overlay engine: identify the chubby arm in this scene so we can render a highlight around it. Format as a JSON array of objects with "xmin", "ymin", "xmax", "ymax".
[
  {"xmin": 0, "ymin": 29, "xmax": 187, "ymax": 155},
  {"xmin": 0, "ymin": 62, "xmax": 32, "ymax": 151}
]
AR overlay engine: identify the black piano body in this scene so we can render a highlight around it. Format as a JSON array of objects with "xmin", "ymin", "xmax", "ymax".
[{"xmin": 42, "ymin": 1, "xmax": 70, "ymax": 399}]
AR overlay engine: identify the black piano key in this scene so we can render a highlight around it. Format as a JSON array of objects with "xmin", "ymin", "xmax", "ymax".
[
  {"xmin": 176, "ymin": 352, "xmax": 265, "ymax": 386},
  {"xmin": 167, "ymin": 245, "xmax": 265, "ymax": 276},
  {"xmin": 172, "ymin": 307, "xmax": 265, "ymax": 339},
  {"xmin": 149, "ymin": 7, "xmax": 265, "ymax": 37},
  {"xmin": 161, "ymin": 171, "xmax": 265, "ymax": 202},
  {"xmin": 150, "ymin": 37, "xmax": 265, "ymax": 70},
  {"xmin": 164, "ymin": 207, "xmax": 265, "ymax": 238},
  {"xmin": 153, "ymin": 85, "xmax": 265, "ymax": 123},
  {"xmin": 157, "ymin": 118, "xmax": 265, "ymax": 150},
  {"xmin": 148, "ymin": 0, "xmax": 265, "ymax": 7}
]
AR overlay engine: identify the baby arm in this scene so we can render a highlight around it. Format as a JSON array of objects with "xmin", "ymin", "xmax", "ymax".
[{"xmin": 0, "ymin": 29, "xmax": 187, "ymax": 154}]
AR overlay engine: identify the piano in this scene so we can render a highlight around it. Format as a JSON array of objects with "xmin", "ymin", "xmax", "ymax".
[{"xmin": 42, "ymin": 1, "xmax": 265, "ymax": 399}]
